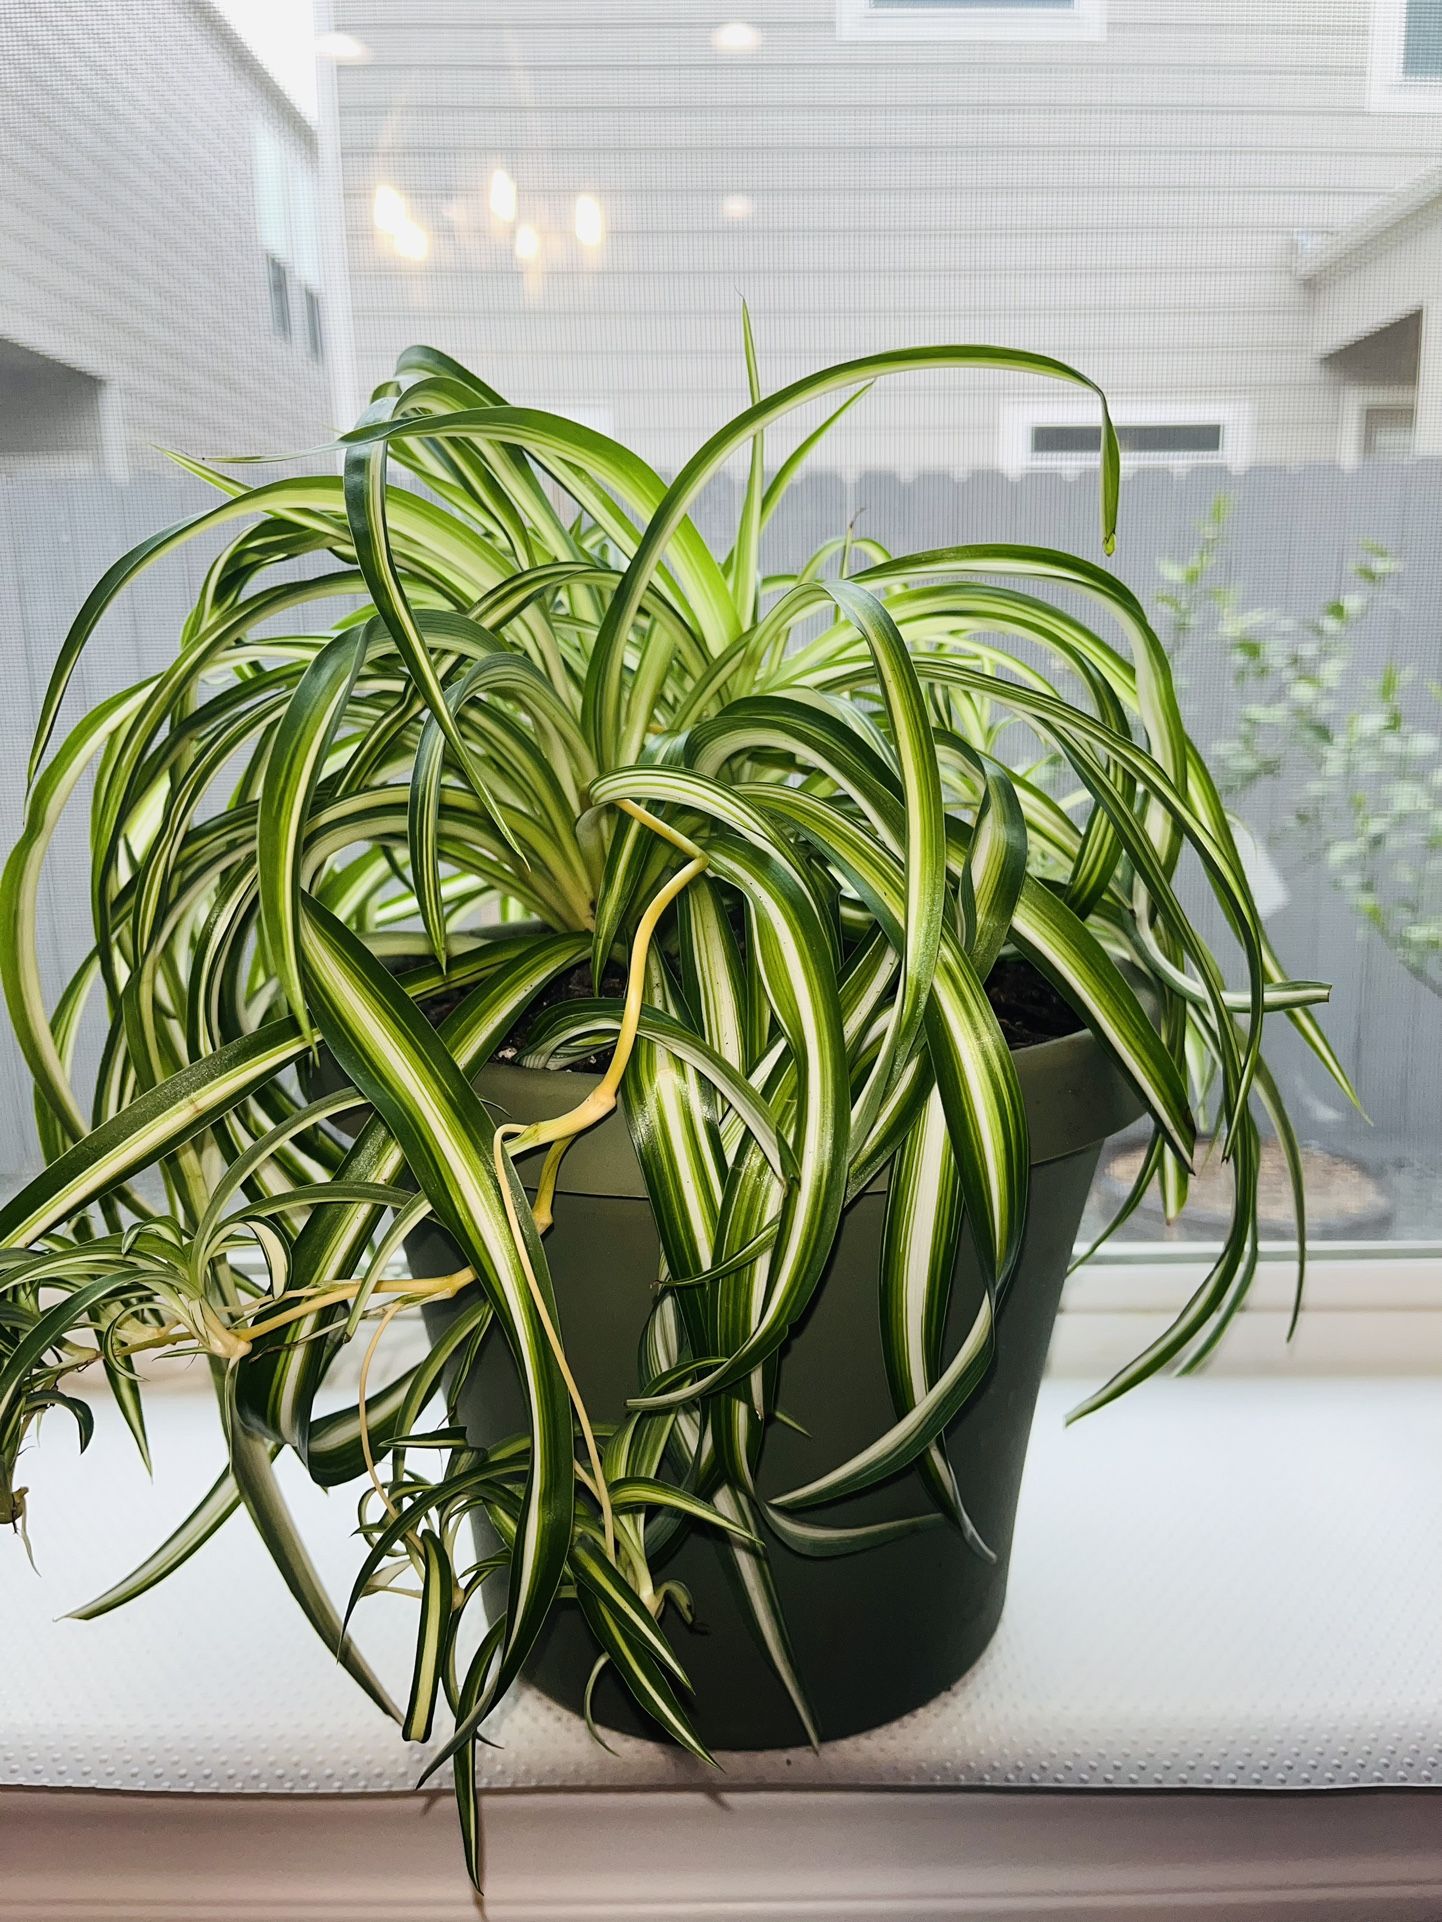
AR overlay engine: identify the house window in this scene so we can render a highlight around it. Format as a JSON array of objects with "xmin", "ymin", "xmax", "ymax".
[
  {"xmin": 1363, "ymin": 404, "xmax": 1416, "ymax": 459},
  {"xmin": 265, "ymin": 255, "xmax": 291, "ymax": 340},
  {"xmin": 1338, "ymin": 385, "xmax": 1419, "ymax": 465},
  {"xmin": 303, "ymin": 286, "xmax": 324, "ymax": 362},
  {"xmin": 1369, "ymin": 0, "xmax": 1442, "ymax": 108},
  {"xmin": 252, "ymin": 124, "xmax": 325, "ymax": 347},
  {"xmin": 836, "ymin": 0, "xmax": 1105, "ymax": 42},
  {"xmin": 1404, "ymin": 0, "xmax": 1442, "ymax": 72},
  {"xmin": 1002, "ymin": 400, "xmax": 1249, "ymax": 474},
  {"xmin": 1032, "ymin": 422, "xmax": 1224, "ymax": 460}
]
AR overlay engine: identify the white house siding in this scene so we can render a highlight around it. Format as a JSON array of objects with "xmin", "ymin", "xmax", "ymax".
[
  {"xmin": 332, "ymin": 0, "xmax": 1442, "ymax": 475},
  {"xmin": 0, "ymin": 0, "xmax": 333, "ymax": 472}
]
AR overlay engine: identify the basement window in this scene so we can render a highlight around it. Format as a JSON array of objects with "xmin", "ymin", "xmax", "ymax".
[
  {"xmin": 1002, "ymin": 400, "xmax": 1249, "ymax": 474},
  {"xmin": 1033, "ymin": 422, "xmax": 1224, "ymax": 460}
]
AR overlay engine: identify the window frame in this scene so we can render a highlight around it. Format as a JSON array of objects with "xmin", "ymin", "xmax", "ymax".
[
  {"xmin": 1368, "ymin": 0, "xmax": 1442, "ymax": 111},
  {"xmin": 1338, "ymin": 383, "xmax": 1418, "ymax": 465},
  {"xmin": 836, "ymin": 0, "xmax": 1106, "ymax": 44},
  {"xmin": 264, "ymin": 253, "xmax": 292, "ymax": 341},
  {"xmin": 999, "ymin": 395, "xmax": 1253, "ymax": 476},
  {"xmin": 1057, "ymin": 1244, "xmax": 1442, "ymax": 1379},
  {"xmin": 302, "ymin": 285, "xmax": 324, "ymax": 363}
]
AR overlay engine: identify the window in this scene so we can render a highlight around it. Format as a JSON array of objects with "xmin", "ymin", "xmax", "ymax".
[
  {"xmin": 303, "ymin": 286, "xmax": 324, "ymax": 362},
  {"xmin": 1362, "ymin": 402, "xmax": 1416, "ymax": 459},
  {"xmin": 252, "ymin": 123, "xmax": 324, "ymax": 345},
  {"xmin": 1001, "ymin": 401, "xmax": 1250, "ymax": 474},
  {"xmin": 837, "ymin": 0, "xmax": 1105, "ymax": 42},
  {"xmin": 265, "ymin": 254, "xmax": 291, "ymax": 340},
  {"xmin": 1337, "ymin": 385, "xmax": 1420, "ymax": 465},
  {"xmin": 1369, "ymin": 0, "xmax": 1442, "ymax": 108},
  {"xmin": 1404, "ymin": 0, "xmax": 1442, "ymax": 73},
  {"xmin": 1033, "ymin": 422, "xmax": 1223, "ymax": 459}
]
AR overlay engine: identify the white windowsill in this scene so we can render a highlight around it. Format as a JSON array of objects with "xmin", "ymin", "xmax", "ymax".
[{"xmin": 2, "ymin": 1358, "xmax": 1438, "ymax": 1916}]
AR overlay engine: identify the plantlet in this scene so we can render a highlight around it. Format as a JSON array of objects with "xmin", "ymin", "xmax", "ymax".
[{"xmin": 0, "ymin": 334, "xmax": 1352, "ymax": 1886}]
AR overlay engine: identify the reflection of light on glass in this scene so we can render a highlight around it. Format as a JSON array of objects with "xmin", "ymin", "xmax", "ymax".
[
  {"xmin": 375, "ymin": 185, "xmax": 429, "ymax": 261},
  {"xmin": 393, "ymin": 221, "xmax": 429, "ymax": 261},
  {"xmin": 489, "ymin": 168, "xmax": 517, "ymax": 223},
  {"xmin": 373, "ymin": 184, "xmax": 408, "ymax": 235},
  {"xmin": 711, "ymin": 20, "xmax": 761, "ymax": 51},
  {"xmin": 574, "ymin": 194, "xmax": 605, "ymax": 248},
  {"xmin": 721, "ymin": 193, "xmax": 754, "ymax": 221},
  {"xmin": 315, "ymin": 31, "xmax": 370, "ymax": 62},
  {"xmin": 514, "ymin": 222, "xmax": 540, "ymax": 262}
]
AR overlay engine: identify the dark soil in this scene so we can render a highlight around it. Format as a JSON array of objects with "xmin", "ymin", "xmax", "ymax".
[
  {"xmin": 402, "ymin": 950, "xmax": 1079, "ymax": 1071},
  {"xmin": 491, "ymin": 960, "xmax": 628, "ymax": 1073},
  {"xmin": 392, "ymin": 953, "xmax": 627, "ymax": 1074},
  {"xmin": 983, "ymin": 956, "xmax": 1082, "ymax": 1050}
]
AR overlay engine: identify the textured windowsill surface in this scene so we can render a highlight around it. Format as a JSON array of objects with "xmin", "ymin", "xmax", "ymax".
[{"xmin": 3, "ymin": 1374, "xmax": 1439, "ymax": 1799}]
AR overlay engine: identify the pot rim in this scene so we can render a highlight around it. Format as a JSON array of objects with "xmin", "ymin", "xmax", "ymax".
[
  {"xmin": 331, "ymin": 924, "xmax": 1148, "ymax": 1199},
  {"xmin": 486, "ymin": 1012, "xmax": 1144, "ymax": 1201}
]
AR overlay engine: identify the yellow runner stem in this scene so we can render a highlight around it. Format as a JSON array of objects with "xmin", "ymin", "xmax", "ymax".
[{"xmin": 491, "ymin": 811, "xmax": 710, "ymax": 1564}]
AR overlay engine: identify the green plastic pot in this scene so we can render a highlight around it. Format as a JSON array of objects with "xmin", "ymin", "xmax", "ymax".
[{"xmin": 406, "ymin": 1021, "xmax": 1142, "ymax": 1751}]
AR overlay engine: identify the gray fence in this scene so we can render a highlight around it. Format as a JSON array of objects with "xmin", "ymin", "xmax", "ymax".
[{"xmin": 2, "ymin": 463, "xmax": 1439, "ymax": 1205}]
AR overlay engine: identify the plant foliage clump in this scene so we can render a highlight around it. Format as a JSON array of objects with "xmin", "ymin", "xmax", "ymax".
[{"xmin": 0, "ymin": 332, "xmax": 1352, "ymax": 1885}]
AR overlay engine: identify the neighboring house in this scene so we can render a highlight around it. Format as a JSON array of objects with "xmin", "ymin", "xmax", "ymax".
[
  {"xmin": 0, "ymin": 0, "xmax": 334, "ymax": 476},
  {"xmin": 331, "ymin": 0, "xmax": 1442, "ymax": 475},
  {"xmin": 1295, "ymin": 160, "xmax": 1442, "ymax": 463}
]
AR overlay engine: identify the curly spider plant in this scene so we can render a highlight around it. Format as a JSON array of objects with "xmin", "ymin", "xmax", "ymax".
[{"xmin": 0, "ymin": 326, "xmax": 1351, "ymax": 1887}]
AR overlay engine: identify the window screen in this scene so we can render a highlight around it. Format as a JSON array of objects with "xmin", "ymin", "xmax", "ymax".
[{"xmin": 1, "ymin": 0, "xmax": 1438, "ymax": 1264}]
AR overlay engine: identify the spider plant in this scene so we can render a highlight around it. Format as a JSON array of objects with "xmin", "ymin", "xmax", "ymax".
[{"xmin": 0, "ymin": 329, "xmax": 1350, "ymax": 1886}]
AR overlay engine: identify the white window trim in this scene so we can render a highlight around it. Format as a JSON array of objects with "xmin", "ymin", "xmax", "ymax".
[
  {"xmin": 837, "ymin": 0, "xmax": 1105, "ymax": 44},
  {"xmin": 1368, "ymin": 0, "xmax": 1442, "ymax": 111},
  {"xmin": 1337, "ymin": 382, "xmax": 1417, "ymax": 465},
  {"xmin": 999, "ymin": 395, "xmax": 1253, "ymax": 478},
  {"xmin": 1057, "ymin": 1244, "xmax": 1442, "ymax": 1380}
]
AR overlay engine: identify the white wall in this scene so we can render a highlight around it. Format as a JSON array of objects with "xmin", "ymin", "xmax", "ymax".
[{"xmin": 0, "ymin": 0, "xmax": 334, "ymax": 469}]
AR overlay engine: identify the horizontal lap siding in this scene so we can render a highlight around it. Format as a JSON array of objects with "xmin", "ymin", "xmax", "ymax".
[
  {"xmin": 332, "ymin": 0, "xmax": 1439, "ymax": 472},
  {"xmin": 0, "ymin": 0, "xmax": 332, "ymax": 470}
]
